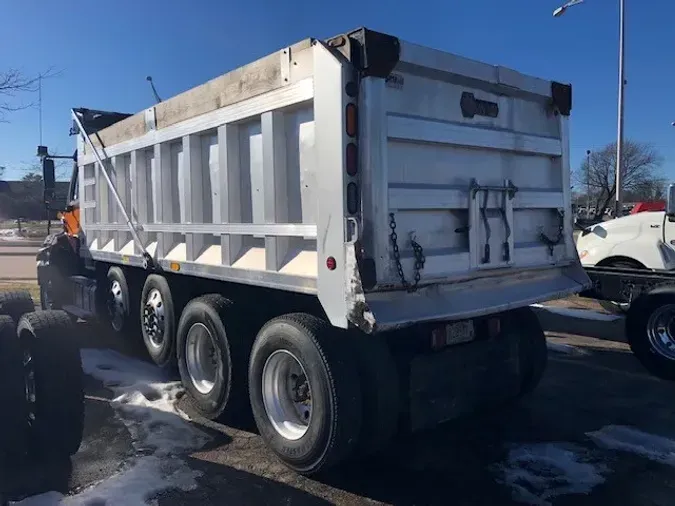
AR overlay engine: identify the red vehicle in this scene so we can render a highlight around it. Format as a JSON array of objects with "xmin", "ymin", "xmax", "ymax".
[{"xmin": 630, "ymin": 201, "xmax": 665, "ymax": 214}]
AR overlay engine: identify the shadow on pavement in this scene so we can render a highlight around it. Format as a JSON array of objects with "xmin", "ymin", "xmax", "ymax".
[{"xmin": 536, "ymin": 309, "xmax": 626, "ymax": 344}]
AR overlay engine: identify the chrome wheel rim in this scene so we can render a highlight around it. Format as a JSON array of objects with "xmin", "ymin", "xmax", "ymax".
[
  {"xmin": 108, "ymin": 280, "xmax": 126, "ymax": 332},
  {"xmin": 142, "ymin": 288, "xmax": 165, "ymax": 348},
  {"xmin": 185, "ymin": 323, "xmax": 220, "ymax": 395},
  {"xmin": 646, "ymin": 304, "xmax": 675, "ymax": 361},
  {"xmin": 262, "ymin": 350, "xmax": 312, "ymax": 441}
]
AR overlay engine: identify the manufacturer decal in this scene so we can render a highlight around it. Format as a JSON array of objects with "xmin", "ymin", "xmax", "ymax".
[
  {"xmin": 461, "ymin": 92, "xmax": 499, "ymax": 119},
  {"xmin": 385, "ymin": 73, "xmax": 404, "ymax": 90}
]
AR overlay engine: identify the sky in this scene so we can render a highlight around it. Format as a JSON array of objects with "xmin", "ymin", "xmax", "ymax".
[{"xmin": 1, "ymin": 0, "xmax": 674, "ymax": 183}]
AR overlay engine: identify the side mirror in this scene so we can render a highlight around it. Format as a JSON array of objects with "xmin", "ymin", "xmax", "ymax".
[
  {"xmin": 667, "ymin": 183, "xmax": 675, "ymax": 218},
  {"xmin": 42, "ymin": 158, "xmax": 55, "ymax": 204}
]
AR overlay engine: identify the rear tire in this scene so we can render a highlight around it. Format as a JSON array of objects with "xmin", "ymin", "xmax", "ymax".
[
  {"xmin": 0, "ymin": 316, "xmax": 29, "ymax": 460},
  {"xmin": 248, "ymin": 314, "xmax": 362, "ymax": 475},
  {"xmin": 102, "ymin": 266, "xmax": 136, "ymax": 335},
  {"xmin": 507, "ymin": 307, "xmax": 548, "ymax": 397},
  {"xmin": 626, "ymin": 295, "xmax": 675, "ymax": 381},
  {"xmin": 0, "ymin": 291, "xmax": 34, "ymax": 323},
  {"xmin": 140, "ymin": 275, "xmax": 176, "ymax": 370},
  {"xmin": 17, "ymin": 311, "xmax": 84, "ymax": 457},
  {"xmin": 177, "ymin": 294, "xmax": 250, "ymax": 421}
]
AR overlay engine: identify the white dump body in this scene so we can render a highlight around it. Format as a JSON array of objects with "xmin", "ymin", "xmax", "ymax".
[{"xmin": 75, "ymin": 28, "xmax": 589, "ymax": 332}]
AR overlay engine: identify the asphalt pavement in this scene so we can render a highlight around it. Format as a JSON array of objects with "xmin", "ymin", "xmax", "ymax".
[{"xmin": 4, "ymin": 308, "xmax": 675, "ymax": 506}]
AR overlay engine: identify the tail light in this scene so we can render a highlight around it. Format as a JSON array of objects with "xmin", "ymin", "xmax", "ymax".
[
  {"xmin": 346, "ymin": 143, "xmax": 358, "ymax": 176},
  {"xmin": 347, "ymin": 183, "xmax": 359, "ymax": 214},
  {"xmin": 346, "ymin": 103, "xmax": 358, "ymax": 137}
]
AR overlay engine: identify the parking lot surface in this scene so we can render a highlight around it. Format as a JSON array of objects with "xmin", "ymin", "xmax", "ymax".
[{"xmin": 5, "ymin": 306, "xmax": 675, "ymax": 506}]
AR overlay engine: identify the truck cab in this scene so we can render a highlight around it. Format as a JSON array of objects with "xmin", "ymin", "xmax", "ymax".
[{"xmin": 576, "ymin": 210, "xmax": 675, "ymax": 271}]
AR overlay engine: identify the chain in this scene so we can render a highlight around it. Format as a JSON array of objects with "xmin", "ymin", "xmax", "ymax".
[
  {"xmin": 389, "ymin": 213, "xmax": 426, "ymax": 293},
  {"xmin": 539, "ymin": 209, "xmax": 565, "ymax": 255}
]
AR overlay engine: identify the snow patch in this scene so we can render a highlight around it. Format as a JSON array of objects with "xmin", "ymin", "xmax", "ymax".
[
  {"xmin": 16, "ymin": 349, "xmax": 211, "ymax": 505},
  {"xmin": 495, "ymin": 442, "xmax": 607, "ymax": 506},
  {"xmin": 81, "ymin": 349, "xmax": 208, "ymax": 456},
  {"xmin": 0, "ymin": 228, "xmax": 24, "ymax": 240},
  {"xmin": 546, "ymin": 341, "xmax": 588, "ymax": 356},
  {"xmin": 587, "ymin": 425, "xmax": 675, "ymax": 467},
  {"xmin": 11, "ymin": 492, "xmax": 64, "ymax": 505},
  {"xmin": 531, "ymin": 304, "xmax": 621, "ymax": 322}
]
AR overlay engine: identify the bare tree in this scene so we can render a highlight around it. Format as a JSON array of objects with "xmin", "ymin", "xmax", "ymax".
[
  {"xmin": 575, "ymin": 140, "xmax": 664, "ymax": 218},
  {"xmin": 0, "ymin": 68, "xmax": 60, "ymax": 121}
]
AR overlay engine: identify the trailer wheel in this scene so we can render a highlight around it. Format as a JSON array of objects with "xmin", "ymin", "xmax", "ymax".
[
  {"xmin": 509, "ymin": 307, "xmax": 548, "ymax": 397},
  {"xmin": 248, "ymin": 314, "xmax": 362, "ymax": 475},
  {"xmin": 103, "ymin": 266, "xmax": 135, "ymax": 335},
  {"xmin": 17, "ymin": 311, "xmax": 84, "ymax": 457},
  {"xmin": 177, "ymin": 294, "xmax": 250, "ymax": 421},
  {"xmin": 0, "ymin": 291, "xmax": 35, "ymax": 323},
  {"xmin": 626, "ymin": 295, "xmax": 675, "ymax": 381},
  {"xmin": 140, "ymin": 275, "xmax": 177, "ymax": 370},
  {"xmin": 350, "ymin": 334, "xmax": 399, "ymax": 456},
  {"xmin": 0, "ymin": 316, "xmax": 29, "ymax": 460}
]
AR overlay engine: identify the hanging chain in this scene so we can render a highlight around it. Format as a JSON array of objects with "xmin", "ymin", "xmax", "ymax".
[
  {"xmin": 539, "ymin": 209, "xmax": 566, "ymax": 255},
  {"xmin": 389, "ymin": 213, "xmax": 426, "ymax": 293}
]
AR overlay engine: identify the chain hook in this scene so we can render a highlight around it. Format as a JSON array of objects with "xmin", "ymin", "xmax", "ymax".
[{"xmin": 389, "ymin": 213, "xmax": 426, "ymax": 293}]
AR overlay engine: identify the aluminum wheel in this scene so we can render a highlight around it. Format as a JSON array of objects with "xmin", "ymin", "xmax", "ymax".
[
  {"xmin": 142, "ymin": 288, "xmax": 165, "ymax": 349},
  {"xmin": 646, "ymin": 304, "xmax": 675, "ymax": 361},
  {"xmin": 262, "ymin": 350, "xmax": 312, "ymax": 441},
  {"xmin": 108, "ymin": 280, "xmax": 126, "ymax": 332},
  {"xmin": 185, "ymin": 323, "xmax": 221, "ymax": 395}
]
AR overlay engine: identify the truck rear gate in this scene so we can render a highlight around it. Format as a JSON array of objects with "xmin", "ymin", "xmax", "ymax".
[{"xmin": 40, "ymin": 27, "xmax": 589, "ymax": 475}]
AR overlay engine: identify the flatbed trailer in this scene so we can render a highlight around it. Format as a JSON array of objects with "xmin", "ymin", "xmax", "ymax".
[
  {"xmin": 582, "ymin": 265, "xmax": 675, "ymax": 380},
  {"xmin": 37, "ymin": 27, "xmax": 588, "ymax": 474}
]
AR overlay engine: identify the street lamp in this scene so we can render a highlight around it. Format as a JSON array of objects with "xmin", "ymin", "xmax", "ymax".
[
  {"xmin": 554, "ymin": 0, "xmax": 626, "ymax": 219},
  {"xmin": 586, "ymin": 150, "xmax": 592, "ymax": 218}
]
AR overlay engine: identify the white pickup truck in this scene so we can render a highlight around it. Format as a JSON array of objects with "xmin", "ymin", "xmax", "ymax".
[{"xmin": 37, "ymin": 27, "xmax": 587, "ymax": 475}]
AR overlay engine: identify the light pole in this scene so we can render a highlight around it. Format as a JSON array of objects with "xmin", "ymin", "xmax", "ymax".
[
  {"xmin": 554, "ymin": 0, "xmax": 626, "ymax": 219},
  {"xmin": 586, "ymin": 150, "xmax": 592, "ymax": 218}
]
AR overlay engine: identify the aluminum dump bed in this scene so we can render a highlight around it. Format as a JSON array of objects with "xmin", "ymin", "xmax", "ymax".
[{"xmin": 75, "ymin": 27, "xmax": 589, "ymax": 333}]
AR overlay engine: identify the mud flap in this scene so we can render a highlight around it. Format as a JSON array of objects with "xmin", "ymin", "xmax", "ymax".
[{"xmin": 407, "ymin": 332, "xmax": 521, "ymax": 432}]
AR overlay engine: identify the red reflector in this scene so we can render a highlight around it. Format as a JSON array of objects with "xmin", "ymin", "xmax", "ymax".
[
  {"xmin": 346, "ymin": 143, "xmax": 357, "ymax": 176},
  {"xmin": 326, "ymin": 256, "xmax": 337, "ymax": 270},
  {"xmin": 346, "ymin": 103, "xmax": 358, "ymax": 137},
  {"xmin": 347, "ymin": 182, "xmax": 359, "ymax": 214}
]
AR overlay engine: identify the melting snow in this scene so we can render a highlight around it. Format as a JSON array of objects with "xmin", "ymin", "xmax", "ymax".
[
  {"xmin": 13, "ymin": 349, "xmax": 210, "ymax": 505},
  {"xmin": 587, "ymin": 425, "xmax": 675, "ymax": 467},
  {"xmin": 531, "ymin": 304, "xmax": 621, "ymax": 322},
  {"xmin": 0, "ymin": 228, "xmax": 24, "ymax": 240},
  {"xmin": 495, "ymin": 443, "xmax": 607, "ymax": 506}
]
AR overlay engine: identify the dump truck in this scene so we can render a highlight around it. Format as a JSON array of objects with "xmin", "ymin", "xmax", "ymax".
[{"xmin": 37, "ymin": 27, "xmax": 589, "ymax": 475}]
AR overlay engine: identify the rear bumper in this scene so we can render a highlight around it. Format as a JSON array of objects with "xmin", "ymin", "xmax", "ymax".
[
  {"xmin": 365, "ymin": 263, "xmax": 590, "ymax": 332},
  {"xmin": 408, "ymin": 330, "xmax": 521, "ymax": 432}
]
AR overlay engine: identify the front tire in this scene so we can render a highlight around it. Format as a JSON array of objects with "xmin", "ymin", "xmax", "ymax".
[
  {"xmin": 248, "ymin": 314, "xmax": 362, "ymax": 475},
  {"xmin": 626, "ymin": 295, "xmax": 675, "ymax": 381},
  {"xmin": 102, "ymin": 266, "xmax": 135, "ymax": 335}
]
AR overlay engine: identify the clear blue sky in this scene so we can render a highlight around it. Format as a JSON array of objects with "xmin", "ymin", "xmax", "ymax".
[{"xmin": 1, "ymin": 0, "xmax": 674, "ymax": 183}]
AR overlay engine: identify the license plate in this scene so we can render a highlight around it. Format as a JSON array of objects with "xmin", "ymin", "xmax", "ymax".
[{"xmin": 431, "ymin": 320, "xmax": 475, "ymax": 348}]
